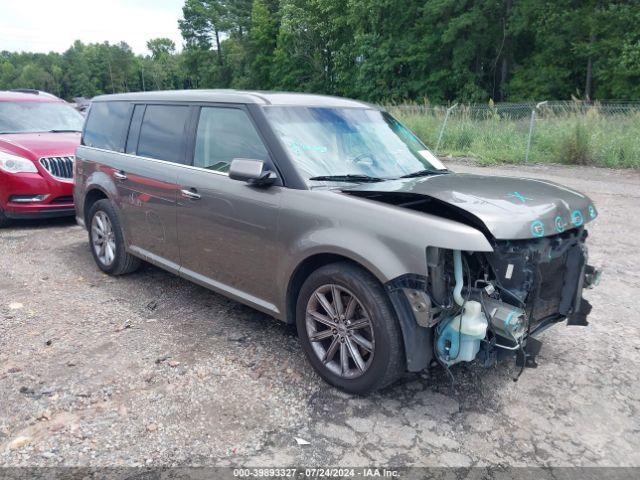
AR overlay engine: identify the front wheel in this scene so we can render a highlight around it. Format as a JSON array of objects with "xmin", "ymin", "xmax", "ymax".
[
  {"xmin": 296, "ymin": 262, "xmax": 405, "ymax": 394},
  {"xmin": 88, "ymin": 199, "xmax": 140, "ymax": 275}
]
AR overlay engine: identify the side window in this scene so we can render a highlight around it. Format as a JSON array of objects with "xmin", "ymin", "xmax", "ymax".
[
  {"xmin": 137, "ymin": 105, "xmax": 191, "ymax": 163},
  {"xmin": 194, "ymin": 107, "xmax": 269, "ymax": 173},
  {"xmin": 82, "ymin": 101, "xmax": 130, "ymax": 152}
]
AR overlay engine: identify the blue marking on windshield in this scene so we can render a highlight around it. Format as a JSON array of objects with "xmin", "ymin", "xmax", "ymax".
[{"xmin": 288, "ymin": 141, "xmax": 328, "ymax": 156}]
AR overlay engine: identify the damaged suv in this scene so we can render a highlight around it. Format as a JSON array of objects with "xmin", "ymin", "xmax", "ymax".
[{"xmin": 74, "ymin": 91, "xmax": 600, "ymax": 393}]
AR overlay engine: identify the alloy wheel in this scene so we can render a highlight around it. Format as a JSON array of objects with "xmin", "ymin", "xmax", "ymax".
[
  {"xmin": 305, "ymin": 284, "xmax": 375, "ymax": 379},
  {"xmin": 91, "ymin": 211, "xmax": 116, "ymax": 266}
]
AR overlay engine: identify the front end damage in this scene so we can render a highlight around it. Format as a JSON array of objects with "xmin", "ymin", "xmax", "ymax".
[
  {"xmin": 387, "ymin": 228, "xmax": 601, "ymax": 375},
  {"xmin": 344, "ymin": 172, "xmax": 601, "ymax": 375}
]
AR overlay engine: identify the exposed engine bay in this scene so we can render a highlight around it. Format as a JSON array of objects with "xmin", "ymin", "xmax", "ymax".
[
  {"xmin": 383, "ymin": 222, "xmax": 601, "ymax": 376},
  {"xmin": 344, "ymin": 172, "xmax": 601, "ymax": 376},
  {"xmin": 424, "ymin": 228, "xmax": 600, "ymax": 375}
]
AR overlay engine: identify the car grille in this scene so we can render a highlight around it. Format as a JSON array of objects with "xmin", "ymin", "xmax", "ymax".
[{"xmin": 39, "ymin": 156, "xmax": 74, "ymax": 179}]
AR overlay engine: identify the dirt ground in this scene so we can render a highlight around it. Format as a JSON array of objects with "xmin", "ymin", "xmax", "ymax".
[{"xmin": 1, "ymin": 161, "xmax": 639, "ymax": 468}]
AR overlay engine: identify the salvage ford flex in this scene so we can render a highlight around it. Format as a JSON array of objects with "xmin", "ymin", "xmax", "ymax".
[{"xmin": 74, "ymin": 90, "xmax": 600, "ymax": 393}]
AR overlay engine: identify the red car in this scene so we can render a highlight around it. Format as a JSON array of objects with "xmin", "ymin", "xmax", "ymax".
[{"xmin": 0, "ymin": 89, "xmax": 84, "ymax": 227}]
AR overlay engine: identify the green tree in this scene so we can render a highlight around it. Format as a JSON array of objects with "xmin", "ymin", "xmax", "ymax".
[
  {"xmin": 1, "ymin": 0, "xmax": 639, "ymax": 103},
  {"xmin": 144, "ymin": 38, "xmax": 185, "ymax": 90},
  {"xmin": 147, "ymin": 38, "xmax": 177, "ymax": 59},
  {"xmin": 271, "ymin": 0, "xmax": 349, "ymax": 93},
  {"xmin": 180, "ymin": 0, "xmax": 229, "ymax": 66},
  {"xmin": 246, "ymin": 0, "xmax": 279, "ymax": 88}
]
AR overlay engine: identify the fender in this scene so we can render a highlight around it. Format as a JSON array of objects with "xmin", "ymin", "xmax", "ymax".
[
  {"xmin": 282, "ymin": 228, "xmax": 414, "ymax": 288},
  {"xmin": 274, "ymin": 188, "xmax": 493, "ymax": 316}
]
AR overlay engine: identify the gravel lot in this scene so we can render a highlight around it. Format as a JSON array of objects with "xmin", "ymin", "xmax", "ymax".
[{"xmin": 1, "ymin": 161, "xmax": 639, "ymax": 468}]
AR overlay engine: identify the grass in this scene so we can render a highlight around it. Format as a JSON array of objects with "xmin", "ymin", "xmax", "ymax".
[{"xmin": 390, "ymin": 105, "xmax": 640, "ymax": 168}]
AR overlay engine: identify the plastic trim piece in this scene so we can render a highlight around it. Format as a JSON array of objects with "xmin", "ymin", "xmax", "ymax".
[{"xmin": 386, "ymin": 274, "xmax": 433, "ymax": 372}]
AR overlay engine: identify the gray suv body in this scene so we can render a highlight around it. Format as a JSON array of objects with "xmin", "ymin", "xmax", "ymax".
[{"xmin": 74, "ymin": 90, "xmax": 600, "ymax": 393}]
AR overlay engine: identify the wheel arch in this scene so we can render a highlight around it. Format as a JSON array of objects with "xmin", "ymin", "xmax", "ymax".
[
  {"xmin": 284, "ymin": 250, "xmax": 434, "ymax": 374},
  {"xmin": 83, "ymin": 187, "xmax": 110, "ymax": 227},
  {"xmin": 285, "ymin": 253, "xmax": 383, "ymax": 325}
]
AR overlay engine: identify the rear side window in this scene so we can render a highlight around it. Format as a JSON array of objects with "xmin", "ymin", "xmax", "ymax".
[
  {"xmin": 137, "ymin": 105, "xmax": 191, "ymax": 163},
  {"xmin": 194, "ymin": 107, "xmax": 269, "ymax": 173},
  {"xmin": 83, "ymin": 101, "xmax": 130, "ymax": 152}
]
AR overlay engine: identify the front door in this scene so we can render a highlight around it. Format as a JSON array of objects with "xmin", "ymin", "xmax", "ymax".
[{"xmin": 177, "ymin": 106, "xmax": 283, "ymax": 314}]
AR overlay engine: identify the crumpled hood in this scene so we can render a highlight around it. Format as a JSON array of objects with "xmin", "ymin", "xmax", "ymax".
[
  {"xmin": 0, "ymin": 132, "xmax": 80, "ymax": 160},
  {"xmin": 343, "ymin": 173, "xmax": 598, "ymax": 240}
]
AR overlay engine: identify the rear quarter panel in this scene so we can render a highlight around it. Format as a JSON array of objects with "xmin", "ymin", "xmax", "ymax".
[{"xmin": 74, "ymin": 146, "xmax": 127, "ymax": 231}]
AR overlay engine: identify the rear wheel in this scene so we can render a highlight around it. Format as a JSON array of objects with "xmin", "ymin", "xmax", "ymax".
[
  {"xmin": 296, "ymin": 262, "xmax": 404, "ymax": 394},
  {"xmin": 88, "ymin": 199, "xmax": 140, "ymax": 275}
]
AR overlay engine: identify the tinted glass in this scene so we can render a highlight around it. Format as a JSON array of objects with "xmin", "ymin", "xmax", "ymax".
[
  {"xmin": 137, "ymin": 105, "xmax": 190, "ymax": 163},
  {"xmin": 194, "ymin": 107, "xmax": 269, "ymax": 173},
  {"xmin": 0, "ymin": 101, "xmax": 84, "ymax": 134},
  {"xmin": 83, "ymin": 101, "xmax": 130, "ymax": 152}
]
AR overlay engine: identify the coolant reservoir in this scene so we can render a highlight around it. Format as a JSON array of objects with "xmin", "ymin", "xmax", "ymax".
[{"xmin": 436, "ymin": 301, "xmax": 488, "ymax": 366}]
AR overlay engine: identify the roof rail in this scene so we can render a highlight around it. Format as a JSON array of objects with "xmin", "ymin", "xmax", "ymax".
[{"xmin": 9, "ymin": 88, "xmax": 41, "ymax": 95}]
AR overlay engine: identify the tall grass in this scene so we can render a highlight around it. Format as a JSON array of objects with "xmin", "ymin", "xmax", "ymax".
[{"xmin": 391, "ymin": 105, "xmax": 640, "ymax": 168}]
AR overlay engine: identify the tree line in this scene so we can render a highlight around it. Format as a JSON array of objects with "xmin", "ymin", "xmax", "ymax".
[{"xmin": 1, "ymin": 0, "xmax": 639, "ymax": 103}]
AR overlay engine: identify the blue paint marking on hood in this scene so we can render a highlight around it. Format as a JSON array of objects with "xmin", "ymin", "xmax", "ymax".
[{"xmin": 343, "ymin": 173, "xmax": 597, "ymax": 240}]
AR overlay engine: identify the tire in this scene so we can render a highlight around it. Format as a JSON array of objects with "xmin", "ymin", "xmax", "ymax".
[
  {"xmin": 88, "ymin": 199, "xmax": 141, "ymax": 275},
  {"xmin": 0, "ymin": 208, "xmax": 10, "ymax": 228},
  {"xmin": 296, "ymin": 262, "xmax": 405, "ymax": 394}
]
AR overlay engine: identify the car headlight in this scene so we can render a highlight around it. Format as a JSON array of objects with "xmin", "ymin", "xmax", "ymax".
[{"xmin": 0, "ymin": 151, "xmax": 38, "ymax": 174}]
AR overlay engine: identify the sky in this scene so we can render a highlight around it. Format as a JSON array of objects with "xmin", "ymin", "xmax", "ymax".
[{"xmin": 0, "ymin": 0, "xmax": 185, "ymax": 55}]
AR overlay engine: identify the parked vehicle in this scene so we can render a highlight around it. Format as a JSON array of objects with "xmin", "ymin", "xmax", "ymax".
[
  {"xmin": 0, "ymin": 89, "xmax": 84, "ymax": 226},
  {"xmin": 74, "ymin": 90, "xmax": 600, "ymax": 393},
  {"xmin": 72, "ymin": 96, "xmax": 91, "ymax": 115}
]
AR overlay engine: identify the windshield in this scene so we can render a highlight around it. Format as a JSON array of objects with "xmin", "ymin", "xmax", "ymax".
[
  {"xmin": 0, "ymin": 101, "xmax": 84, "ymax": 134},
  {"xmin": 263, "ymin": 106, "xmax": 446, "ymax": 182}
]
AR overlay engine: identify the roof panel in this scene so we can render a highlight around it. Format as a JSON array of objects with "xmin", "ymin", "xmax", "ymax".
[{"xmin": 91, "ymin": 89, "xmax": 379, "ymax": 109}]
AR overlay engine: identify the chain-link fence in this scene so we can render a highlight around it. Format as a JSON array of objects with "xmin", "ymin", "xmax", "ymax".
[{"xmin": 387, "ymin": 102, "xmax": 640, "ymax": 168}]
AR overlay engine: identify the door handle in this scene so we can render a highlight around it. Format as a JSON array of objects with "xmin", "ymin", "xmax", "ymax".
[
  {"xmin": 181, "ymin": 188, "xmax": 201, "ymax": 200},
  {"xmin": 113, "ymin": 170, "xmax": 127, "ymax": 181}
]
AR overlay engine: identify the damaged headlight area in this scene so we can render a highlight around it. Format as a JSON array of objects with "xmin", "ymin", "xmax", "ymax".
[{"xmin": 388, "ymin": 228, "xmax": 601, "ymax": 376}]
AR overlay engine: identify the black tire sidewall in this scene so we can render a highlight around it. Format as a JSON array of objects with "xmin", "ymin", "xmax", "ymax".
[
  {"xmin": 87, "ymin": 199, "xmax": 127, "ymax": 275},
  {"xmin": 0, "ymin": 209, "xmax": 10, "ymax": 228},
  {"xmin": 296, "ymin": 263, "xmax": 404, "ymax": 394}
]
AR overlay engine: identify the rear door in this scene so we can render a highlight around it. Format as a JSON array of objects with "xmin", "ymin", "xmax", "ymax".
[
  {"xmin": 176, "ymin": 105, "xmax": 283, "ymax": 314},
  {"xmin": 118, "ymin": 103, "xmax": 195, "ymax": 271}
]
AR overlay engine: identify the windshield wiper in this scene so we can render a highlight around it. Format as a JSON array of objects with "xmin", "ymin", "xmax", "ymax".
[
  {"xmin": 400, "ymin": 169, "xmax": 449, "ymax": 179},
  {"xmin": 45, "ymin": 129, "xmax": 82, "ymax": 133},
  {"xmin": 308, "ymin": 174, "xmax": 385, "ymax": 183}
]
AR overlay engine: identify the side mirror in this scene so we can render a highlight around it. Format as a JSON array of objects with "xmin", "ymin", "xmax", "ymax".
[{"xmin": 229, "ymin": 158, "xmax": 277, "ymax": 187}]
